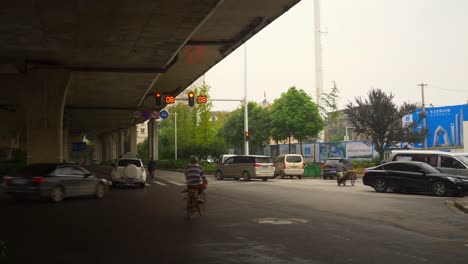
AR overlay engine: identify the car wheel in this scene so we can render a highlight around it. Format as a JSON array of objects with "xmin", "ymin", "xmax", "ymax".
[
  {"xmin": 298, "ymin": 175, "xmax": 303, "ymax": 179},
  {"xmin": 215, "ymin": 170, "xmax": 224, "ymax": 180},
  {"xmin": 95, "ymin": 183, "xmax": 105, "ymax": 199},
  {"xmin": 50, "ymin": 186, "xmax": 65, "ymax": 203},
  {"xmin": 243, "ymin": 171, "xmax": 251, "ymax": 181},
  {"xmin": 262, "ymin": 178, "xmax": 268, "ymax": 181},
  {"xmin": 432, "ymin": 182, "xmax": 447, "ymax": 197},
  {"xmin": 139, "ymin": 182, "xmax": 146, "ymax": 189},
  {"xmin": 374, "ymin": 178, "xmax": 388, "ymax": 193},
  {"xmin": 234, "ymin": 178, "xmax": 240, "ymax": 180},
  {"xmin": 289, "ymin": 175, "xmax": 293, "ymax": 179}
]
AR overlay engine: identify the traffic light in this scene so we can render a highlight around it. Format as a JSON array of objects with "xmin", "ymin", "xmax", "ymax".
[
  {"xmin": 188, "ymin": 91, "xmax": 195, "ymax": 107},
  {"xmin": 155, "ymin": 92, "xmax": 162, "ymax": 107},
  {"xmin": 245, "ymin": 131, "xmax": 250, "ymax": 141}
]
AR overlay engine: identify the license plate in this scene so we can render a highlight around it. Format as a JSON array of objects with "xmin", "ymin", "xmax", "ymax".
[
  {"xmin": 13, "ymin": 178, "xmax": 28, "ymax": 184},
  {"xmin": 263, "ymin": 166, "xmax": 269, "ymax": 169}
]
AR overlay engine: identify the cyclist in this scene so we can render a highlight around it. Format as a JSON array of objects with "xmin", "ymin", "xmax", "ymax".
[{"xmin": 185, "ymin": 155, "xmax": 207, "ymax": 198}]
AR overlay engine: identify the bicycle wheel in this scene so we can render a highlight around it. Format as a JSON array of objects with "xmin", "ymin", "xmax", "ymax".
[
  {"xmin": 186, "ymin": 193, "xmax": 196, "ymax": 220},
  {"xmin": 197, "ymin": 192, "xmax": 206, "ymax": 216}
]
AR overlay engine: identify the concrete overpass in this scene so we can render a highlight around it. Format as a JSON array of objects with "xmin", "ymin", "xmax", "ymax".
[{"xmin": 0, "ymin": 0, "xmax": 301, "ymax": 164}]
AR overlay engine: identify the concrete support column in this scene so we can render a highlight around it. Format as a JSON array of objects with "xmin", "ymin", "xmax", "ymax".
[
  {"xmin": 129, "ymin": 126, "xmax": 137, "ymax": 155},
  {"xmin": 63, "ymin": 127, "xmax": 69, "ymax": 162},
  {"xmin": 147, "ymin": 120, "xmax": 159, "ymax": 160},
  {"xmin": 22, "ymin": 70, "xmax": 71, "ymax": 164}
]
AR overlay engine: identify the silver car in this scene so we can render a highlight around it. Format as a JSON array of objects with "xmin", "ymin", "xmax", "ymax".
[
  {"xmin": 2, "ymin": 163, "xmax": 108, "ymax": 203},
  {"xmin": 215, "ymin": 155, "xmax": 275, "ymax": 181}
]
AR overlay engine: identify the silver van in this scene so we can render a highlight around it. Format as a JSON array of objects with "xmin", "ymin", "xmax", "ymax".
[
  {"xmin": 389, "ymin": 150, "xmax": 468, "ymax": 177},
  {"xmin": 215, "ymin": 155, "xmax": 275, "ymax": 181},
  {"xmin": 274, "ymin": 154, "xmax": 304, "ymax": 179}
]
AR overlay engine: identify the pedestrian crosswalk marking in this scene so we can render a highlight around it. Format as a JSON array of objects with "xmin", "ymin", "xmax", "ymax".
[{"xmin": 153, "ymin": 181, "xmax": 167, "ymax": 186}]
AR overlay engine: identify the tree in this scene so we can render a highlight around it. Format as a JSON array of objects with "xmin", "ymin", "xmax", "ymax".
[
  {"xmin": 270, "ymin": 86, "xmax": 323, "ymax": 155},
  {"xmin": 321, "ymin": 82, "xmax": 345, "ymax": 142},
  {"xmin": 345, "ymin": 88, "xmax": 426, "ymax": 160},
  {"xmin": 223, "ymin": 102, "xmax": 271, "ymax": 155}
]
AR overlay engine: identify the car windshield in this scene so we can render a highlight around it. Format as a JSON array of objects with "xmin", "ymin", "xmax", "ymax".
[
  {"xmin": 456, "ymin": 155, "xmax": 468, "ymax": 166},
  {"xmin": 118, "ymin": 159, "xmax": 142, "ymax": 167},
  {"xmin": 14, "ymin": 164, "xmax": 57, "ymax": 177},
  {"xmin": 325, "ymin": 159, "xmax": 341, "ymax": 165},
  {"xmin": 255, "ymin": 157, "xmax": 272, "ymax": 163},
  {"xmin": 286, "ymin": 156, "xmax": 302, "ymax": 162}
]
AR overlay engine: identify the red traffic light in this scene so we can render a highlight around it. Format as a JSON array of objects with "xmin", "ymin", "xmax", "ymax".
[{"xmin": 155, "ymin": 92, "xmax": 162, "ymax": 107}]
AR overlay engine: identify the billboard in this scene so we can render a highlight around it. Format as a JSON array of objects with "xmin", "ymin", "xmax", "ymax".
[
  {"xmin": 412, "ymin": 104, "xmax": 467, "ymax": 148},
  {"xmin": 346, "ymin": 141, "xmax": 374, "ymax": 160},
  {"xmin": 319, "ymin": 142, "xmax": 346, "ymax": 161}
]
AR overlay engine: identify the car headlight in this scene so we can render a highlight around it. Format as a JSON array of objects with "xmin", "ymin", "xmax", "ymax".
[{"xmin": 447, "ymin": 176, "xmax": 462, "ymax": 183}]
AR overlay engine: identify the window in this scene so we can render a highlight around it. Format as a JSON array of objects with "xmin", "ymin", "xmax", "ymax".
[
  {"xmin": 285, "ymin": 155, "xmax": 302, "ymax": 162},
  {"xmin": 256, "ymin": 157, "xmax": 273, "ymax": 163},
  {"xmin": 140, "ymin": 128, "xmax": 145, "ymax": 133},
  {"xmin": 225, "ymin": 157, "xmax": 234, "ymax": 164},
  {"xmin": 118, "ymin": 159, "xmax": 142, "ymax": 167},
  {"xmin": 441, "ymin": 156, "xmax": 465, "ymax": 169}
]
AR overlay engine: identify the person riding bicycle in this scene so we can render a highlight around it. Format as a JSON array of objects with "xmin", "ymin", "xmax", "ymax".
[{"xmin": 185, "ymin": 155, "xmax": 207, "ymax": 196}]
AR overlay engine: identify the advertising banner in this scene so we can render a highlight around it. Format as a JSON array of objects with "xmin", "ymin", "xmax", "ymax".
[
  {"xmin": 297, "ymin": 143, "xmax": 319, "ymax": 163},
  {"xmin": 319, "ymin": 142, "xmax": 346, "ymax": 162},
  {"xmin": 412, "ymin": 104, "xmax": 468, "ymax": 148},
  {"xmin": 346, "ymin": 141, "xmax": 373, "ymax": 160}
]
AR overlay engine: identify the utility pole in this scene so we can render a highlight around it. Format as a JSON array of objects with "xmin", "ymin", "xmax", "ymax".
[
  {"xmin": 244, "ymin": 44, "xmax": 249, "ymax": 155},
  {"xmin": 174, "ymin": 112, "xmax": 178, "ymax": 160},
  {"xmin": 418, "ymin": 83, "xmax": 428, "ymax": 149}
]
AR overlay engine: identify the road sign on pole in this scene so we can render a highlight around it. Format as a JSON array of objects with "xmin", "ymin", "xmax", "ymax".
[
  {"xmin": 159, "ymin": 110, "xmax": 169, "ymax": 119},
  {"xmin": 150, "ymin": 110, "xmax": 159, "ymax": 119}
]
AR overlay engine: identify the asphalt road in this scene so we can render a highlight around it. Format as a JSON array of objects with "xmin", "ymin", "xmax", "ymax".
[{"xmin": 1, "ymin": 170, "xmax": 468, "ymax": 264}]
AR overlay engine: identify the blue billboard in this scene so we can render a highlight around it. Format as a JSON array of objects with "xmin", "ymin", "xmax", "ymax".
[{"xmin": 412, "ymin": 104, "xmax": 467, "ymax": 148}]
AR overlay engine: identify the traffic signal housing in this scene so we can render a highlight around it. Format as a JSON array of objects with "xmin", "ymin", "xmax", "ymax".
[
  {"xmin": 155, "ymin": 92, "xmax": 162, "ymax": 107},
  {"xmin": 188, "ymin": 91, "xmax": 195, "ymax": 107}
]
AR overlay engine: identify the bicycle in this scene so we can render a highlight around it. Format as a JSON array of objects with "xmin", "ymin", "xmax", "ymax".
[{"xmin": 182, "ymin": 188, "xmax": 206, "ymax": 219}]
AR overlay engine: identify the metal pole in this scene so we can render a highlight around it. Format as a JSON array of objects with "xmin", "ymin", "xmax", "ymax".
[
  {"xmin": 174, "ymin": 112, "xmax": 178, "ymax": 160},
  {"xmin": 418, "ymin": 83, "xmax": 428, "ymax": 149},
  {"xmin": 244, "ymin": 44, "xmax": 249, "ymax": 155}
]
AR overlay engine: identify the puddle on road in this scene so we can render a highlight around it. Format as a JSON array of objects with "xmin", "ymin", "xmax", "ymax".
[{"xmin": 254, "ymin": 218, "xmax": 308, "ymax": 225}]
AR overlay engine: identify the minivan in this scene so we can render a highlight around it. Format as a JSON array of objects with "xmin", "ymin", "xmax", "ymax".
[
  {"xmin": 389, "ymin": 150, "xmax": 468, "ymax": 177},
  {"xmin": 215, "ymin": 155, "xmax": 275, "ymax": 181},
  {"xmin": 274, "ymin": 154, "xmax": 304, "ymax": 179}
]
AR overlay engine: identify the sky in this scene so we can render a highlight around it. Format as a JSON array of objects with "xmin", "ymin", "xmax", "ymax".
[{"xmin": 195, "ymin": 0, "xmax": 468, "ymax": 112}]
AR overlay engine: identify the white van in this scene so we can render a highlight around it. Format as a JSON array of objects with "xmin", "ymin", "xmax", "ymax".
[
  {"xmin": 389, "ymin": 150, "xmax": 468, "ymax": 177},
  {"xmin": 274, "ymin": 154, "xmax": 304, "ymax": 179}
]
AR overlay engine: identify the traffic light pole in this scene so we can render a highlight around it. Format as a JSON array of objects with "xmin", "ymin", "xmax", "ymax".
[{"xmin": 243, "ymin": 44, "xmax": 249, "ymax": 155}]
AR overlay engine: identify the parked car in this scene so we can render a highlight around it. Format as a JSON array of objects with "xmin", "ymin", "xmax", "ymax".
[
  {"xmin": 389, "ymin": 150, "xmax": 468, "ymax": 177},
  {"xmin": 322, "ymin": 157, "xmax": 351, "ymax": 179},
  {"xmin": 274, "ymin": 154, "xmax": 304, "ymax": 179},
  {"xmin": 362, "ymin": 161, "xmax": 468, "ymax": 196},
  {"xmin": 215, "ymin": 155, "xmax": 275, "ymax": 181},
  {"xmin": 1, "ymin": 163, "xmax": 108, "ymax": 203},
  {"xmin": 111, "ymin": 153, "xmax": 147, "ymax": 188}
]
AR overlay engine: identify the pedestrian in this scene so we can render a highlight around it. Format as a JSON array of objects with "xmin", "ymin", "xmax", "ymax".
[{"xmin": 147, "ymin": 157, "xmax": 157, "ymax": 179}]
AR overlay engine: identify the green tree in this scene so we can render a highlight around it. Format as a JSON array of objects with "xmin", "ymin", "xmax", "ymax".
[
  {"xmin": 223, "ymin": 102, "xmax": 271, "ymax": 155},
  {"xmin": 270, "ymin": 86, "xmax": 324, "ymax": 155},
  {"xmin": 345, "ymin": 88, "xmax": 426, "ymax": 160},
  {"xmin": 321, "ymin": 82, "xmax": 345, "ymax": 142}
]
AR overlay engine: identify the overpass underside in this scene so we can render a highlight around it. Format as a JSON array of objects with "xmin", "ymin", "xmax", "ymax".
[{"xmin": 0, "ymin": 0, "xmax": 301, "ymax": 164}]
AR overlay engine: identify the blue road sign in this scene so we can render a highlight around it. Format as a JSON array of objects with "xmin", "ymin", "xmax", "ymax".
[{"xmin": 160, "ymin": 110, "xmax": 169, "ymax": 119}]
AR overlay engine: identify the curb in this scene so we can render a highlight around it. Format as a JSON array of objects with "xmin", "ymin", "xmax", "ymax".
[{"xmin": 453, "ymin": 200, "xmax": 468, "ymax": 214}]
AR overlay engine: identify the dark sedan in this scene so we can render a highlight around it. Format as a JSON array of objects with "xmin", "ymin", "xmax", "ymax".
[
  {"xmin": 1, "ymin": 163, "xmax": 109, "ymax": 202},
  {"xmin": 363, "ymin": 161, "xmax": 468, "ymax": 196}
]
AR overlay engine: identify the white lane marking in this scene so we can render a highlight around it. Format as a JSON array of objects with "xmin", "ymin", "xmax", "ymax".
[
  {"xmin": 153, "ymin": 181, "xmax": 167, "ymax": 186},
  {"xmin": 167, "ymin": 180, "xmax": 185, "ymax": 186}
]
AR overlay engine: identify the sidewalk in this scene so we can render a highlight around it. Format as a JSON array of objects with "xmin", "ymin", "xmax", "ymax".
[{"xmin": 454, "ymin": 197, "xmax": 468, "ymax": 214}]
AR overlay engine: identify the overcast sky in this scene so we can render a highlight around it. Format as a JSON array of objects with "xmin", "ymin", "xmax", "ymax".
[{"xmin": 196, "ymin": 0, "xmax": 468, "ymax": 112}]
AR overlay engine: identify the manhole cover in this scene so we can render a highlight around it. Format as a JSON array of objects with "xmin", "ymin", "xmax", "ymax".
[{"xmin": 254, "ymin": 218, "xmax": 308, "ymax": 225}]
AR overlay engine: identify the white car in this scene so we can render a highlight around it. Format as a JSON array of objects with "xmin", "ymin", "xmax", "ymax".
[{"xmin": 111, "ymin": 154, "xmax": 147, "ymax": 188}]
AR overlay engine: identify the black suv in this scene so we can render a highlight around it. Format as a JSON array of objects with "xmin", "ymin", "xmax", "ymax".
[{"xmin": 322, "ymin": 157, "xmax": 351, "ymax": 179}]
